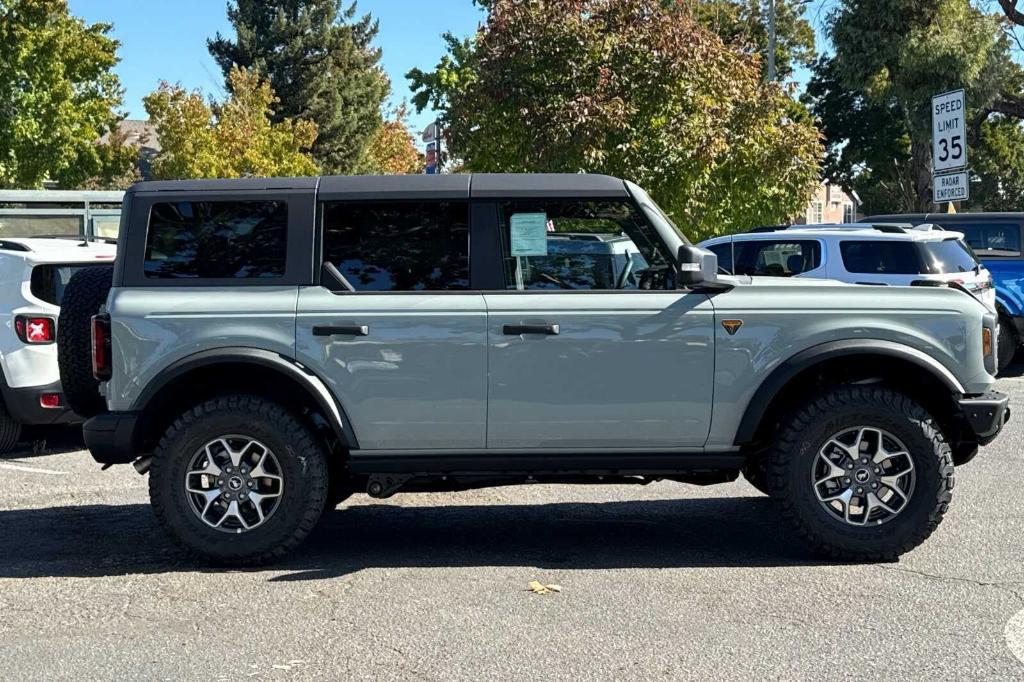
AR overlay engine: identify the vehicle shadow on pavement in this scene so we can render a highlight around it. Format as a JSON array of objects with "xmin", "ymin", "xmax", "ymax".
[
  {"xmin": 0, "ymin": 496, "xmax": 830, "ymax": 579},
  {"xmin": 0, "ymin": 426, "xmax": 86, "ymax": 460}
]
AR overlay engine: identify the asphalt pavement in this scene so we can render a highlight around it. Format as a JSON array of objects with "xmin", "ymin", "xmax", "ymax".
[{"xmin": 1, "ymin": 372, "xmax": 1023, "ymax": 680}]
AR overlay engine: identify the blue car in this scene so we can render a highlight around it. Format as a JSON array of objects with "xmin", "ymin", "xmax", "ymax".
[{"xmin": 864, "ymin": 212, "xmax": 1023, "ymax": 371}]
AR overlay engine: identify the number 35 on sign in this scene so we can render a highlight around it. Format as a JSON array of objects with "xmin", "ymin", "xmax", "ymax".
[{"xmin": 932, "ymin": 89, "xmax": 966, "ymax": 173}]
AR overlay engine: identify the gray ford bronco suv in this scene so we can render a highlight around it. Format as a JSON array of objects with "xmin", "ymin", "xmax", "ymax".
[{"xmin": 59, "ymin": 174, "xmax": 1009, "ymax": 565}]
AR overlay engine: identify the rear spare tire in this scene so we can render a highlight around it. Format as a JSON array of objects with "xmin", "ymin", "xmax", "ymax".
[{"xmin": 57, "ymin": 265, "xmax": 113, "ymax": 418}]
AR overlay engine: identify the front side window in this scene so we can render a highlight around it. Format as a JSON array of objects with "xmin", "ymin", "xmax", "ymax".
[
  {"xmin": 498, "ymin": 199, "xmax": 671, "ymax": 291},
  {"xmin": 707, "ymin": 243, "xmax": 733, "ymax": 274},
  {"xmin": 840, "ymin": 240, "xmax": 921, "ymax": 274},
  {"xmin": 734, "ymin": 240, "xmax": 820, "ymax": 276},
  {"xmin": 322, "ymin": 201, "xmax": 469, "ymax": 291},
  {"xmin": 145, "ymin": 201, "xmax": 287, "ymax": 279}
]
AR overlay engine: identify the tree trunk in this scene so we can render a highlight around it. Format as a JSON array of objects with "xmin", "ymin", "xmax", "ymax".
[{"xmin": 909, "ymin": 133, "xmax": 933, "ymax": 211}]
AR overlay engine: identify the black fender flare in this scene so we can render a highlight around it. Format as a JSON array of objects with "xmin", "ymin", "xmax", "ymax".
[
  {"xmin": 733, "ymin": 339, "xmax": 966, "ymax": 445},
  {"xmin": 132, "ymin": 347, "xmax": 358, "ymax": 449}
]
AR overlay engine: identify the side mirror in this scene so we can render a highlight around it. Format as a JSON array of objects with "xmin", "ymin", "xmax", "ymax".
[{"xmin": 677, "ymin": 244, "xmax": 718, "ymax": 288}]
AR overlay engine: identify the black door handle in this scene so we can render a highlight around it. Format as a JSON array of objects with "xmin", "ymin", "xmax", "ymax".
[
  {"xmin": 312, "ymin": 325, "xmax": 369, "ymax": 337},
  {"xmin": 503, "ymin": 323, "xmax": 560, "ymax": 336}
]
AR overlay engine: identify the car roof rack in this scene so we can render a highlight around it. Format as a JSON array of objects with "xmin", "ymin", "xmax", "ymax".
[
  {"xmin": 782, "ymin": 223, "xmax": 907, "ymax": 234},
  {"xmin": 747, "ymin": 225, "xmax": 790, "ymax": 233}
]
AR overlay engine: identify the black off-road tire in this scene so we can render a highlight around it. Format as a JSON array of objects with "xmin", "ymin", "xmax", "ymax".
[
  {"xmin": 149, "ymin": 395, "xmax": 329, "ymax": 565},
  {"xmin": 0, "ymin": 402, "xmax": 22, "ymax": 454},
  {"xmin": 57, "ymin": 265, "xmax": 113, "ymax": 418},
  {"xmin": 741, "ymin": 458, "xmax": 771, "ymax": 496},
  {"xmin": 997, "ymin": 317, "xmax": 1017, "ymax": 374},
  {"xmin": 768, "ymin": 386, "xmax": 953, "ymax": 561}
]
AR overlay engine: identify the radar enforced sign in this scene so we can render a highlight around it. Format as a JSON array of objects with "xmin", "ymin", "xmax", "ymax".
[
  {"xmin": 932, "ymin": 89, "xmax": 968, "ymax": 204},
  {"xmin": 933, "ymin": 170, "xmax": 968, "ymax": 203}
]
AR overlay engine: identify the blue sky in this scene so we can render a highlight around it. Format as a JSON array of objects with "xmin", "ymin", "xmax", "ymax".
[{"xmin": 67, "ymin": 0, "xmax": 484, "ymax": 137}]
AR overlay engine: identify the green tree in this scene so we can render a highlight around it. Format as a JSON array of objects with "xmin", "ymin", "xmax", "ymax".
[
  {"xmin": 0, "ymin": 0, "xmax": 134, "ymax": 188},
  {"xmin": 806, "ymin": 0, "xmax": 1020, "ymax": 212},
  {"xmin": 692, "ymin": 0, "xmax": 816, "ymax": 80},
  {"xmin": 363, "ymin": 105, "xmax": 422, "ymax": 175},
  {"xmin": 143, "ymin": 67, "xmax": 318, "ymax": 180},
  {"xmin": 208, "ymin": 0, "xmax": 388, "ymax": 174},
  {"xmin": 408, "ymin": 0, "xmax": 821, "ymax": 240}
]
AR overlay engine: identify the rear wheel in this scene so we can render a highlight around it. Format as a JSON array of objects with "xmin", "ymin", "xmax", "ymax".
[
  {"xmin": 768, "ymin": 386, "xmax": 953, "ymax": 561},
  {"xmin": 149, "ymin": 395, "xmax": 329, "ymax": 565},
  {"xmin": 57, "ymin": 266, "xmax": 113, "ymax": 417},
  {"xmin": 0, "ymin": 401, "xmax": 22, "ymax": 454},
  {"xmin": 998, "ymin": 316, "xmax": 1017, "ymax": 374}
]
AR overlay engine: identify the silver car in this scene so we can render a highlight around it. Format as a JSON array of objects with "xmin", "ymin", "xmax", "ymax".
[{"xmin": 59, "ymin": 174, "xmax": 1008, "ymax": 565}]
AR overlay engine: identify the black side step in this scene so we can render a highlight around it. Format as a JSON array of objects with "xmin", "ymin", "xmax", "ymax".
[{"xmin": 349, "ymin": 451, "xmax": 745, "ymax": 476}]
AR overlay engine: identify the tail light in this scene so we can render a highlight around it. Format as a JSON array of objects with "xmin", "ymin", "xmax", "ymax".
[
  {"xmin": 14, "ymin": 315, "xmax": 54, "ymax": 344},
  {"xmin": 91, "ymin": 313, "xmax": 112, "ymax": 381}
]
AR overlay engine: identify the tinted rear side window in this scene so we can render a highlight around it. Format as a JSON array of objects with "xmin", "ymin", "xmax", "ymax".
[
  {"xmin": 922, "ymin": 239, "xmax": 979, "ymax": 273},
  {"xmin": 30, "ymin": 264, "xmax": 97, "ymax": 305},
  {"xmin": 145, "ymin": 201, "xmax": 287, "ymax": 279},
  {"xmin": 945, "ymin": 222, "xmax": 1022, "ymax": 257},
  {"xmin": 840, "ymin": 241, "xmax": 922, "ymax": 274},
  {"xmin": 322, "ymin": 201, "xmax": 469, "ymax": 291},
  {"xmin": 734, "ymin": 240, "xmax": 821, "ymax": 276}
]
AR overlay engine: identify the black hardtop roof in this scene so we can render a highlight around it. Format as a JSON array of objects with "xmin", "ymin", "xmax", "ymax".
[{"xmin": 129, "ymin": 173, "xmax": 629, "ymax": 200}]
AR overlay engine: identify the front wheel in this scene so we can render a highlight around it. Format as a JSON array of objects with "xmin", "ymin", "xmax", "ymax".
[
  {"xmin": 998, "ymin": 318, "xmax": 1017, "ymax": 374},
  {"xmin": 149, "ymin": 395, "xmax": 329, "ymax": 565},
  {"xmin": 768, "ymin": 386, "xmax": 953, "ymax": 561}
]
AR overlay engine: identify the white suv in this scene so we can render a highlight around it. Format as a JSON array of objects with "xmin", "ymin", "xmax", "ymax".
[
  {"xmin": 699, "ymin": 223, "xmax": 996, "ymax": 310},
  {"xmin": 0, "ymin": 237, "xmax": 115, "ymax": 451}
]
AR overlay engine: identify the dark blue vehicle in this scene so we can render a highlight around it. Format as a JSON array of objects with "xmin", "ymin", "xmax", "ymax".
[{"xmin": 864, "ymin": 212, "xmax": 1023, "ymax": 371}]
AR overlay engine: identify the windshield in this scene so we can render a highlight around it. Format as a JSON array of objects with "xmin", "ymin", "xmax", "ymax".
[
  {"xmin": 627, "ymin": 182, "xmax": 690, "ymax": 245},
  {"xmin": 922, "ymin": 238, "xmax": 979, "ymax": 274}
]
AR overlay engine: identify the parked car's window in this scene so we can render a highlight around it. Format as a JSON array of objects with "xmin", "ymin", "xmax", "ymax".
[
  {"xmin": 498, "ymin": 199, "xmax": 671, "ymax": 290},
  {"xmin": 733, "ymin": 240, "xmax": 820, "ymax": 276},
  {"xmin": 945, "ymin": 222, "xmax": 1022, "ymax": 257},
  {"xmin": 145, "ymin": 201, "xmax": 287, "ymax": 279},
  {"xmin": 322, "ymin": 201, "xmax": 469, "ymax": 291},
  {"xmin": 922, "ymin": 238, "xmax": 980, "ymax": 274},
  {"xmin": 707, "ymin": 243, "xmax": 733, "ymax": 274},
  {"xmin": 30, "ymin": 264, "xmax": 97, "ymax": 305},
  {"xmin": 839, "ymin": 240, "xmax": 921, "ymax": 274}
]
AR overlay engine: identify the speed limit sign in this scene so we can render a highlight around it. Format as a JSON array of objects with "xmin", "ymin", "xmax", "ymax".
[{"xmin": 932, "ymin": 89, "xmax": 966, "ymax": 172}]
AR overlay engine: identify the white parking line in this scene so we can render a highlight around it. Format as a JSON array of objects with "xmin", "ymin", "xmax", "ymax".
[{"xmin": 0, "ymin": 462, "xmax": 69, "ymax": 475}]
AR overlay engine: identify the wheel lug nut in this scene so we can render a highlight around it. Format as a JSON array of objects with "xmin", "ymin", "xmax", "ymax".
[
  {"xmin": 241, "ymin": 467, "xmax": 248, "ymax": 474},
  {"xmin": 874, "ymin": 467, "xmax": 881, "ymax": 474},
  {"xmin": 843, "ymin": 477, "xmax": 851, "ymax": 485},
  {"xmin": 860, "ymin": 457, "xmax": 868, "ymax": 464},
  {"xmin": 856, "ymin": 487, "xmax": 864, "ymax": 494},
  {"xmin": 871, "ymin": 482, "xmax": 878, "ymax": 489},
  {"xmin": 248, "ymin": 480, "xmax": 255, "ymax": 487},
  {"xmin": 225, "ymin": 466, "xmax": 232, "ymax": 473},
  {"xmin": 846, "ymin": 464, "xmax": 854, "ymax": 470},
  {"xmin": 218, "ymin": 478, "xmax": 224, "ymax": 485}
]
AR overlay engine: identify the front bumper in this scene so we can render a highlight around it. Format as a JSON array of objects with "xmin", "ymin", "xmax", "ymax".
[
  {"xmin": 83, "ymin": 412, "xmax": 141, "ymax": 465},
  {"xmin": 958, "ymin": 391, "xmax": 1010, "ymax": 446},
  {"xmin": 0, "ymin": 379, "xmax": 79, "ymax": 425}
]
